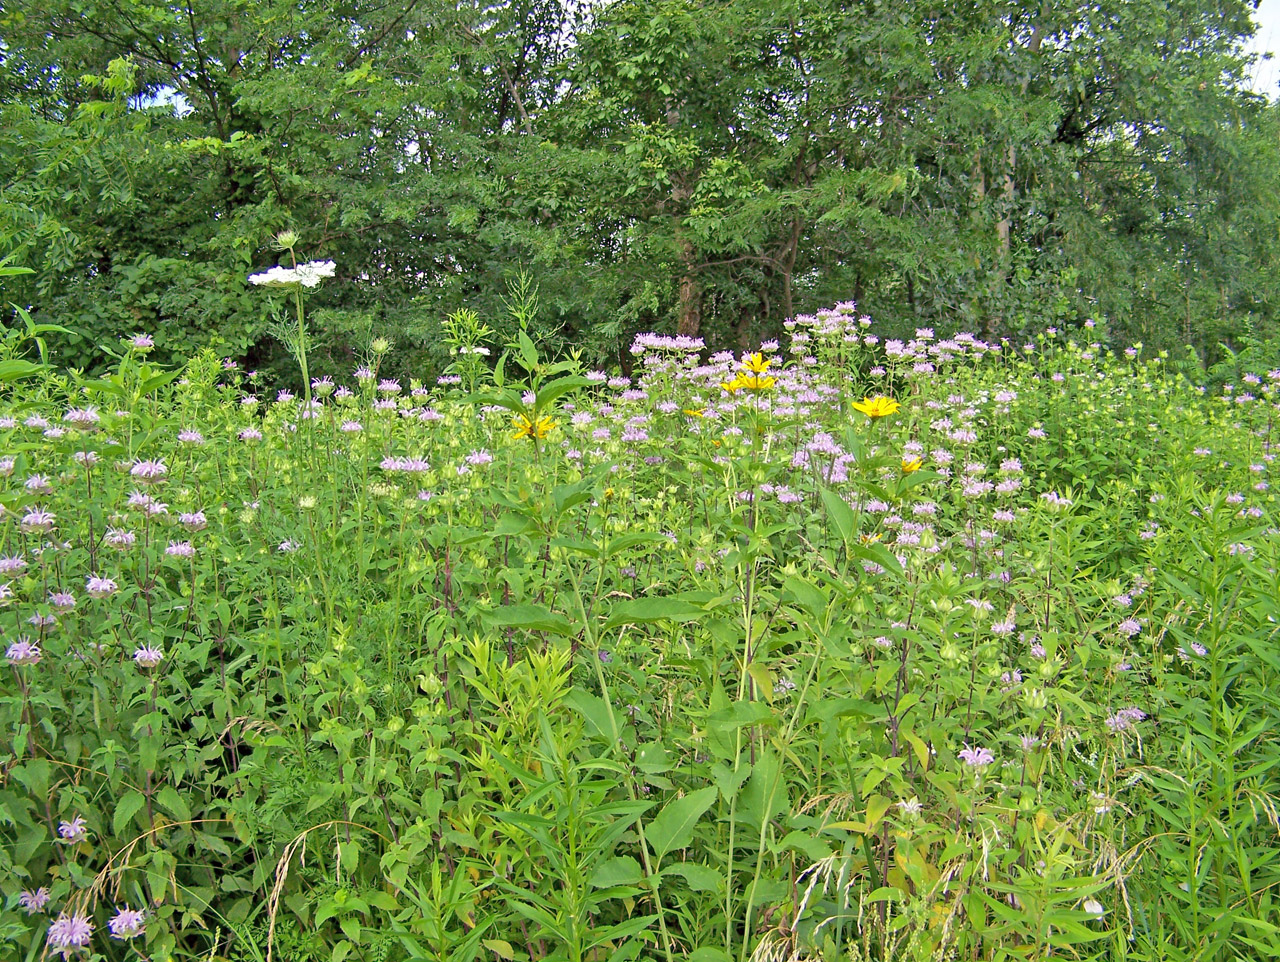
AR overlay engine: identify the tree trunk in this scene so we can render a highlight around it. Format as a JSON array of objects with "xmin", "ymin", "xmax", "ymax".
[
  {"xmin": 991, "ymin": 19, "xmax": 1043, "ymax": 336},
  {"xmin": 676, "ymin": 235, "xmax": 702, "ymax": 337},
  {"xmin": 672, "ymin": 169, "xmax": 701, "ymax": 337}
]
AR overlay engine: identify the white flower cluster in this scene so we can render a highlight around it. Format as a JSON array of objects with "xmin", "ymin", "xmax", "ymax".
[{"xmin": 248, "ymin": 260, "xmax": 336, "ymax": 288}]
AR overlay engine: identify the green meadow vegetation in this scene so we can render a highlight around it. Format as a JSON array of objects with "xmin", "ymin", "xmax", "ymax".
[
  {"xmin": 5, "ymin": 1, "xmax": 1280, "ymax": 959},
  {"xmin": 1, "ymin": 282, "xmax": 1278, "ymax": 961}
]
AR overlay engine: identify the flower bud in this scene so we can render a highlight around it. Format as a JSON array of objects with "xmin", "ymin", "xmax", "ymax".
[{"xmin": 1023, "ymin": 688, "xmax": 1048, "ymax": 710}]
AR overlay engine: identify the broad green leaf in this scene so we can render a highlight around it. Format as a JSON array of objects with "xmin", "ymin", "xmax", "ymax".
[
  {"xmin": 563, "ymin": 688, "xmax": 618, "ymax": 741},
  {"xmin": 591, "ymin": 856, "xmax": 644, "ymax": 888},
  {"xmin": 646, "ymin": 786, "xmax": 717, "ymax": 863},
  {"xmin": 819, "ymin": 487, "xmax": 856, "ymax": 544},
  {"xmin": 482, "ymin": 604, "xmax": 575, "ymax": 637},
  {"xmin": 603, "ymin": 596, "xmax": 704, "ymax": 631},
  {"xmin": 662, "ymin": 861, "xmax": 721, "ymax": 892},
  {"xmin": 534, "ymin": 375, "xmax": 590, "ymax": 410}
]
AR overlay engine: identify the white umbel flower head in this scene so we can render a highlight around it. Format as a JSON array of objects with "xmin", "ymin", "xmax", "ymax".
[{"xmin": 248, "ymin": 260, "xmax": 336, "ymax": 288}]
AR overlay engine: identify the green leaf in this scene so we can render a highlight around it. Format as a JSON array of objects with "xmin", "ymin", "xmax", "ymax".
[
  {"xmin": 0, "ymin": 359, "xmax": 41, "ymax": 383},
  {"xmin": 482, "ymin": 940, "xmax": 516, "ymax": 961},
  {"xmin": 603, "ymin": 596, "xmax": 704, "ymax": 631},
  {"xmin": 155, "ymin": 784, "xmax": 192, "ymax": 822},
  {"xmin": 688, "ymin": 948, "xmax": 732, "ymax": 962},
  {"xmin": 482, "ymin": 605, "xmax": 575, "ymax": 637},
  {"xmin": 114, "ymin": 790, "xmax": 146, "ymax": 836},
  {"xmin": 534, "ymin": 375, "xmax": 590, "ymax": 411},
  {"xmin": 819, "ymin": 488, "xmax": 856, "ymax": 544},
  {"xmin": 646, "ymin": 786, "xmax": 718, "ymax": 863},
  {"xmin": 635, "ymin": 742, "xmax": 671, "ymax": 774},
  {"xmin": 708, "ymin": 700, "xmax": 776, "ymax": 735},
  {"xmin": 591, "ymin": 856, "xmax": 644, "ymax": 888},
  {"xmin": 563, "ymin": 688, "xmax": 618, "ymax": 741},
  {"xmin": 662, "ymin": 861, "xmax": 721, "ymax": 892}
]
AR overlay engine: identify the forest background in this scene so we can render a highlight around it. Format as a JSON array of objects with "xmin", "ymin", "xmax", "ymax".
[{"xmin": 4, "ymin": 0, "xmax": 1280, "ymax": 383}]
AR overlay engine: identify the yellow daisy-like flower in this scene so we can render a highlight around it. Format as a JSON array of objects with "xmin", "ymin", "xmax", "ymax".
[
  {"xmin": 683, "ymin": 407, "xmax": 707, "ymax": 418},
  {"xmin": 511, "ymin": 413, "xmax": 555, "ymax": 440},
  {"xmin": 901, "ymin": 457, "xmax": 924, "ymax": 474},
  {"xmin": 860, "ymin": 532, "xmax": 882, "ymax": 545},
  {"xmin": 737, "ymin": 373, "xmax": 776, "ymax": 392},
  {"xmin": 742, "ymin": 352, "xmax": 771, "ymax": 374},
  {"xmin": 720, "ymin": 377, "xmax": 745, "ymax": 395},
  {"xmin": 852, "ymin": 395, "xmax": 901, "ymax": 418}
]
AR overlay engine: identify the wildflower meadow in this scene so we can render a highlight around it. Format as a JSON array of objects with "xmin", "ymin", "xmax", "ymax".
[{"xmin": 2, "ymin": 289, "xmax": 1279, "ymax": 962}]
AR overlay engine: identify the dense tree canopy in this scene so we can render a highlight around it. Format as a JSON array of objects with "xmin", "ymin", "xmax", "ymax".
[{"xmin": 1, "ymin": 0, "xmax": 1277, "ymax": 378}]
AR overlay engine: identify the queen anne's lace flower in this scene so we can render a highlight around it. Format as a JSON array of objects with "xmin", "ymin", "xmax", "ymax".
[{"xmin": 248, "ymin": 260, "xmax": 336, "ymax": 288}]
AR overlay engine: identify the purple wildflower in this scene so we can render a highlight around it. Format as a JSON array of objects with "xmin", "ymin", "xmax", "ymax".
[
  {"xmin": 63, "ymin": 407, "xmax": 100, "ymax": 428},
  {"xmin": 20, "ymin": 508, "xmax": 56, "ymax": 533},
  {"xmin": 178, "ymin": 511, "xmax": 207, "ymax": 531},
  {"xmin": 6, "ymin": 638, "xmax": 42, "ymax": 666},
  {"xmin": 130, "ymin": 460, "xmax": 167, "ymax": 483},
  {"xmin": 47, "ymin": 914, "xmax": 94, "ymax": 956},
  {"xmin": 958, "ymin": 745, "xmax": 995, "ymax": 768},
  {"xmin": 108, "ymin": 905, "xmax": 146, "ymax": 940},
  {"xmin": 104, "ymin": 527, "xmax": 136, "ymax": 549},
  {"xmin": 57, "ymin": 816, "xmax": 88, "ymax": 843},
  {"xmin": 85, "ymin": 575, "xmax": 118, "ymax": 599},
  {"xmin": 1105, "ymin": 707, "xmax": 1148, "ymax": 732},
  {"xmin": 19, "ymin": 887, "xmax": 51, "ymax": 914},
  {"xmin": 133, "ymin": 645, "xmax": 164, "ymax": 668}
]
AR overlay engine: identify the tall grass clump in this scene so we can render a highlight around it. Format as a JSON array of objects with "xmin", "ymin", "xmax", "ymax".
[{"xmin": 1, "ymin": 294, "xmax": 1278, "ymax": 962}]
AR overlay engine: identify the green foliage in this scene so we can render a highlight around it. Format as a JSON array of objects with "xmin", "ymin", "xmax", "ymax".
[
  {"xmin": 2, "ymin": 1, "xmax": 1279, "ymax": 372},
  {"xmin": 2, "ymin": 306, "xmax": 1279, "ymax": 962}
]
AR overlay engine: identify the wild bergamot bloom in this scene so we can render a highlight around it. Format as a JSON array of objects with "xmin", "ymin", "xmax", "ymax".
[
  {"xmin": 512, "ymin": 413, "xmax": 555, "ymax": 440},
  {"xmin": 853, "ymin": 395, "xmax": 901, "ymax": 418}
]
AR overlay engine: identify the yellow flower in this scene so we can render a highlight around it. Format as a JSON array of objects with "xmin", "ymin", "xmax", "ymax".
[
  {"xmin": 860, "ymin": 532, "xmax": 882, "ymax": 545},
  {"xmin": 852, "ymin": 395, "xmax": 901, "ymax": 418},
  {"xmin": 511, "ymin": 413, "xmax": 555, "ymax": 440},
  {"xmin": 742, "ymin": 352, "xmax": 771, "ymax": 374},
  {"xmin": 683, "ymin": 407, "xmax": 706, "ymax": 418},
  {"xmin": 901, "ymin": 457, "xmax": 924, "ymax": 474},
  {"xmin": 720, "ymin": 377, "xmax": 744, "ymax": 394},
  {"xmin": 737, "ymin": 373, "xmax": 776, "ymax": 392}
]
